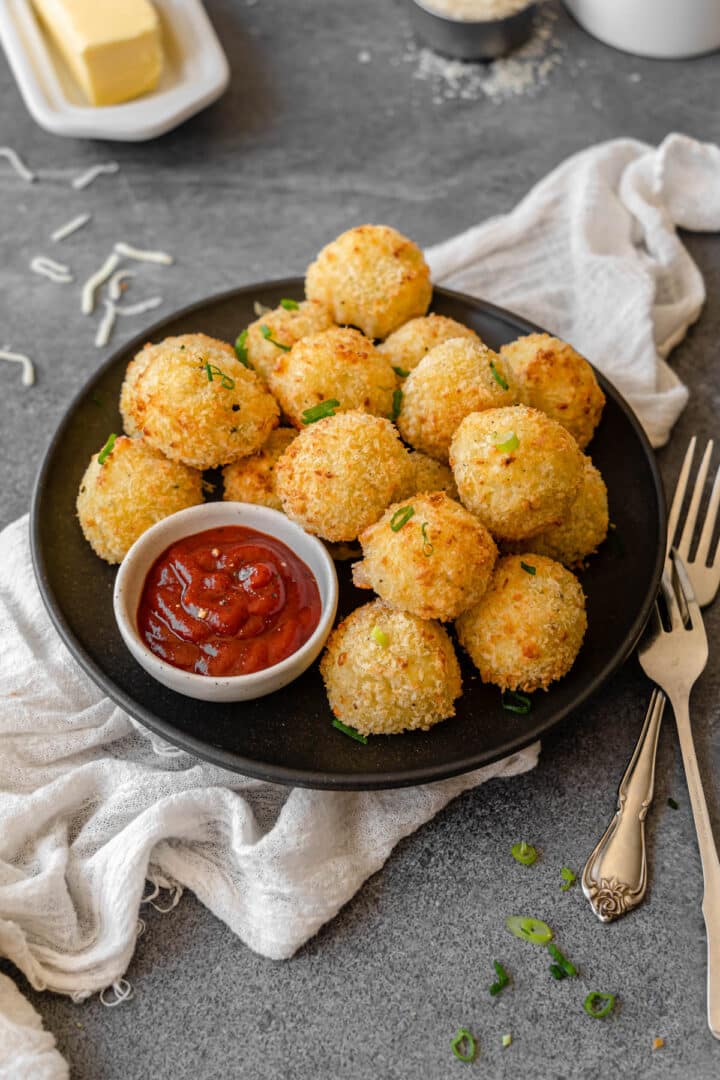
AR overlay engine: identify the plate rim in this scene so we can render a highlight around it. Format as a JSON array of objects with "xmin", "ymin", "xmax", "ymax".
[{"xmin": 30, "ymin": 279, "xmax": 666, "ymax": 789}]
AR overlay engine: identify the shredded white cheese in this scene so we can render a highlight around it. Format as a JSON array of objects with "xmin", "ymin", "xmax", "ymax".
[
  {"xmin": 0, "ymin": 346, "xmax": 35, "ymax": 386},
  {"xmin": 253, "ymin": 301, "xmax": 271, "ymax": 317},
  {"xmin": 0, "ymin": 147, "xmax": 35, "ymax": 183},
  {"xmin": 95, "ymin": 300, "xmax": 118, "ymax": 348},
  {"xmin": 81, "ymin": 252, "xmax": 121, "ymax": 315},
  {"xmin": 30, "ymin": 255, "xmax": 73, "ymax": 284},
  {"xmin": 114, "ymin": 242, "xmax": 174, "ymax": 266},
  {"xmin": 72, "ymin": 162, "xmax": 119, "ymax": 190},
  {"xmin": 108, "ymin": 269, "xmax": 136, "ymax": 301},
  {"xmin": 115, "ymin": 297, "xmax": 163, "ymax": 317},
  {"xmin": 51, "ymin": 213, "xmax": 92, "ymax": 242}
]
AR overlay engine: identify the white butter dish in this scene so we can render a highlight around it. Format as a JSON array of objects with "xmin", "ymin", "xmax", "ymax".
[{"xmin": 0, "ymin": 0, "xmax": 230, "ymax": 141}]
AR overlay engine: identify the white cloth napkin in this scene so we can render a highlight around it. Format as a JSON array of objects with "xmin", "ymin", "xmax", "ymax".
[
  {"xmin": 1, "ymin": 136, "xmax": 718, "ymax": 1068},
  {"xmin": 0, "ymin": 974, "xmax": 67, "ymax": 1080}
]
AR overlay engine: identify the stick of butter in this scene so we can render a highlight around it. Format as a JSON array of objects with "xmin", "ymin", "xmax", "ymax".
[{"xmin": 31, "ymin": 0, "xmax": 164, "ymax": 107}]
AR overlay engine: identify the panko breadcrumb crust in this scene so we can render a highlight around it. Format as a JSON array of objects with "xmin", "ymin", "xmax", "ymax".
[
  {"xmin": 275, "ymin": 409, "xmax": 414, "ymax": 542},
  {"xmin": 268, "ymin": 326, "xmax": 397, "ymax": 428},
  {"xmin": 305, "ymin": 224, "xmax": 432, "ymax": 339},
  {"xmin": 222, "ymin": 428, "xmax": 298, "ymax": 511},
  {"xmin": 397, "ymin": 337, "xmax": 518, "ymax": 462},
  {"xmin": 120, "ymin": 333, "xmax": 279, "ymax": 469},
  {"xmin": 76, "ymin": 435, "xmax": 203, "ymax": 564},
  {"xmin": 245, "ymin": 299, "xmax": 334, "ymax": 382},
  {"xmin": 450, "ymin": 404, "xmax": 584, "ymax": 541},
  {"xmin": 500, "ymin": 333, "xmax": 605, "ymax": 450},
  {"xmin": 456, "ymin": 554, "xmax": 587, "ymax": 692},
  {"xmin": 353, "ymin": 492, "xmax": 497, "ymax": 621},
  {"xmin": 320, "ymin": 599, "xmax": 462, "ymax": 735},
  {"xmin": 377, "ymin": 314, "xmax": 479, "ymax": 376}
]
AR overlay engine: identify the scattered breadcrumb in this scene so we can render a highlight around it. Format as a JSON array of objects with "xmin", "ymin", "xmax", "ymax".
[{"xmin": 653, "ymin": 1037, "xmax": 665, "ymax": 1050}]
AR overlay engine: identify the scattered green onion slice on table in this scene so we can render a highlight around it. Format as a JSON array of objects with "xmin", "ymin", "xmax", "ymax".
[
  {"xmin": 494, "ymin": 430, "xmax": 519, "ymax": 453},
  {"xmin": 389, "ymin": 387, "xmax": 403, "ymax": 421},
  {"xmin": 280, "ymin": 297, "xmax": 299, "ymax": 310},
  {"xmin": 301, "ymin": 399, "xmax": 340, "ymax": 424},
  {"xmin": 549, "ymin": 963, "xmax": 566, "ymax": 981},
  {"xmin": 331, "ymin": 718, "xmax": 368, "ymax": 744},
  {"xmin": 490, "ymin": 960, "xmax": 510, "ymax": 996},
  {"xmin": 205, "ymin": 361, "xmax": 235, "ymax": 389},
  {"xmin": 392, "ymin": 365, "xmax": 410, "ymax": 378},
  {"xmin": 547, "ymin": 942, "xmax": 577, "ymax": 977},
  {"xmin": 390, "ymin": 505, "xmax": 414, "ymax": 531},
  {"xmin": 234, "ymin": 329, "xmax": 250, "ymax": 366},
  {"xmin": 668, "ymin": 797, "xmax": 679, "ymax": 810},
  {"xmin": 511, "ymin": 841, "xmax": 538, "ymax": 866},
  {"xmin": 97, "ymin": 433, "xmax": 116, "ymax": 465},
  {"xmin": 583, "ymin": 991, "xmax": 616, "ymax": 1019},
  {"xmin": 501, "ymin": 690, "xmax": 532, "ymax": 714},
  {"xmin": 560, "ymin": 867, "xmax": 576, "ymax": 891},
  {"xmin": 371, "ymin": 626, "xmax": 389, "ymax": 647},
  {"xmin": 520, "ymin": 561, "xmax": 536, "ymax": 576},
  {"xmin": 260, "ymin": 324, "xmax": 291, "ymax": 351},
  {"xmin": 502, "ymin": 1034, "xmax": 512, "ymax": 1048},
  {"xmin": 421, "ymin": 521, "xmax": 434, "ymax": 556},
  {"xmin": 450, "ymin": 1028, "xmax": 477, "ymax": 1063},
  {"xmin": 490, "ymin": 360, "xmax": 509, "ymax": 390},
  {"xmin": 505, "ymin": 915, "xmax": 553, "ymax": 945}
]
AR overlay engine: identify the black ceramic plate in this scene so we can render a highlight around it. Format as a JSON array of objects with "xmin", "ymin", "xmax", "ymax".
[{"xmin": 31, "ymin": 280, "xmax": 665, "ymax": 790}]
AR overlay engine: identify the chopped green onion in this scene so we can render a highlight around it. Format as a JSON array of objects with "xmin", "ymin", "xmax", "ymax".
[
  {"xmin": 450, "ymin": 1029, "xmax": 477, "ymax": 1063},
  {"xmin": 583, "ymin": 992, "xmax": 616, "ymax": 1019},
  {"xmin": 547, "ymin": 942, "xmax": 577, "ymax": 977},
  {"xmin": 97, "ymin": 433, "xmax": 116, "ymax": 466},
  {"xmin": 502, "ymin": 1034, "xmax": 512, "ymax": 1048},
  {"xmin": 392, "ymin": 365, "xmax": 410, "ymax": 378},
  {"xmin": 205, "ymin": 362, "xmax": 235, "ymax": 389},
  {"xmin": 511, "ymin": 841, "xmax": 537, "ymax": 866},
  {"xmin": 390, "ymin": 505, "xmax": 414, "ymax": 532},
  {"xmin": 494, "ymin": 430, "xmax": 519, "ymax": 453},
  {"xmin": 421, "ymin": 521, "xmax": 434, "ymax": 557},
  {"xmin": 490, "ymin": 360, "xmax": 509, "ymax": 391},
  {"xmin": 280, "ymin": 298, "xmax": 299, "ymax": 310},
  {"xmin": 260, "ymin": 324, "xmax": 291, "ymax": 351},
  {"xmin": 301, "ymin": 399, "xmax": 340, "ymax": 424},
  {"xmin": 234, "ymin": 329, "xmax": 250, "ymax": 367},
  {"xmin": 505, "ymin": 915, "xmax": 553, "ymax": 945},
  {"xmin": 549, "ymin": 963, "xmax": 566, "ymax": 981},
  {"xmin": 668, "ymin": 797, "xmax": 679, "ymax": 810},
  {"xmin": 501, "ymin": 690, "xmax": 532, "ymax": 714},
  {"xmin": 332, "ymin": 718, "xmax": 368, "ymax": 744},
  {"xmin": 489, "ymin": 960, "xmax": 510, "ymax": 996},
  {"xmin": 560, "ymin": 867, "xmax": 576, "ymax": 891},
  {"xmin": 388, "ymin": 387, "xmax": 403, "ymax": 422},
  {"xmin": 371, "ymin": 626, "xmax": 389, "ymax": 647},
  {"xmin": 520, "ymin": 561, "xmax": 536, "ymax": 576}
]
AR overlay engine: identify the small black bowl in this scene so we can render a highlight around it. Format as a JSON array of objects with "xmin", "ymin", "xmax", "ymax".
[{"xmin": 407, "ymin": 0, "xmax": 537, "ymax": 60}]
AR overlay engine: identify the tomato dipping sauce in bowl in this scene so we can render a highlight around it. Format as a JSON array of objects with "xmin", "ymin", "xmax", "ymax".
[{"xmin": 113, "ymin": 503, "xmax": 338, "ymax": 703}]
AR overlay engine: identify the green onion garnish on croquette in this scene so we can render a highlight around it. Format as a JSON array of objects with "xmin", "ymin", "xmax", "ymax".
[
  {"xmin": 390, "ymin": 505, "xmax": 414, "ymax": 531},
  {"xmin": 511, "ymin": 841, "xmax": 537, "ymax": 866},
  {"xmin": 583, "ymin": 992, "xmax": 616, "ymax": 1019},
  {"xmin": 501, "ymin": 690, "xmax": 532, "ymax": 714},
  {"xmin": 280, "ymin": 298, "xmax": 299, "ymax": 310},
  {"xmin": 490, "ymin": 360, "xmax": 509, "ymax": 390},
  {"xmin": 97, "ymin": 433, "xmax": 116, "ymax": 465},
  {"xmin": 421, "ymin": 521, "xmax": 434, "ymax": 556},
  {"xmin": 494, "ymin": 430, "xmax": 519, "ymax": 453},
  {"xmin": 370, "ymin": 626, "xmax": 389, "ymax": 647},
  {"xmin": 388, "ymin": 388, "xmax": 403, "ymax": 422},
  {"xmin": 331, "ymin": 718, "xmax": 368, "ymax": 744},
  {"xmin": 301, "ymin": 399, "xmax": 340, "ymax": 424},
  {"xmin": 204, "ymin": 362, "xmax": 235, "ymax": 389},
  {"xmin": 234, "ymin": 329, "xmax": 251, "ymax": 367},
  {"xmin": 392, "ymin": 365, "xmax": 410, "ymax": 378},
  {"xmin": 260, "ymin": 324, "xmax": 291, "ymax": 351},
  {"xmin": 520, "ymin": 561, "xmax": 536, "ymax": 575},
  {"xmin": 505, "ymin": 915, "xmax": 553, "ymax": 945},
  {"xmin": 450, "ymin": 1028, "xmax": 477, "ymax": 1063}
]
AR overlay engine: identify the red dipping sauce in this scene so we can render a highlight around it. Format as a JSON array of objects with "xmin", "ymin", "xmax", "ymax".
[{"xmin": 137, "ymin": 526, "xmax": 322, "ymax": 678}]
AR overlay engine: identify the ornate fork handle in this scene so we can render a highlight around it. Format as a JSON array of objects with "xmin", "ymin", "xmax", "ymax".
[{"xmin": 582, "ymin": 688, "xmax": 666, "ymax": 921}]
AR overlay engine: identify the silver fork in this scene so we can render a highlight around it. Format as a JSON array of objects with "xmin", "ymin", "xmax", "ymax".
[
  {"xmin": 638, "ymin": 554, "xmax": 718, "ymax": 1038},
  {"xmin": 583, "ymin": 438, "xmax": 720, "ymax": 923}
]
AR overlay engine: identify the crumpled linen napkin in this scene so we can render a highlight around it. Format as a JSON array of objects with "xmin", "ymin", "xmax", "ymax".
[
  {"xmin": 0, "ymin": 974, "xmax": 68, "ymax": 1080},
  {"xmin": 0, "ymin": 135, "xmax": 717, "ymax": 1052}
]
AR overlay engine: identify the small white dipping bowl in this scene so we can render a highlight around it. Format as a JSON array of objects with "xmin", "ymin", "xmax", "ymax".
[{"xmin": 113, "ymin": 502, "xmax": 338, "ymax": 703}]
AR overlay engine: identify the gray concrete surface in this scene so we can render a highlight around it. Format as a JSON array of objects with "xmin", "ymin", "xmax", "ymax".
[{"xmin": 1, "ymin": 0, "xmax": 720, "ymax": 1076}]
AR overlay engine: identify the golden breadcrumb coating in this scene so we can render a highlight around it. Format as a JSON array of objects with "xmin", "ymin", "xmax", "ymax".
[
  {"xmin": 305, "ymin": 224, "xmax": 432, "ymax": 339},
  {"xmin": 397, "ymin": 337, "xmax": 518, "ymax": 462},
  {"xmin": 320, "ymin": 599, "xmax": 462, "ymax": 735},
  {"xmin": 120, "ymin": 333, "xmax": 279, "ymax": 469},
  {"xmin": 76, "ymin": 435, "xmax": 203, "ymax": 564},
  {"xmin": 398, "ymin": 451, "xmax": 459, "ymax": 500},
  {"xmin": 450, "ymin": 405, "xmax": 584, "ymax": 541},
  {"xmin": 268, "ymin": 326, "xmax": 397, "ymax": 428},
  {"xmin": 377, "ymin": 314, "xmax": 479, "ymax": 376},
  {"xmin": 353, "ymin": 492, "xmax": 497, "ymax": 621},
  {"xmin": 506, "ymin": 456, "xmax": 609, "ymax": 566},
  {"xmin": 500, "ymin": 333, "xmax": 605, "ymax": 450},
  {"xmin": 274, "ymin": 409, "xmax": 413, "ymax": 542},
  {"xmin": 222, "ymin": 428, "xmax": 298, "ymax": 511},
  {"xmin": 456, "ymin": 554, "xmax": 587, "ymax": 692},
  {"xmin": 244, "ymin": 299, "xmax": 334, "ymax": 382}
]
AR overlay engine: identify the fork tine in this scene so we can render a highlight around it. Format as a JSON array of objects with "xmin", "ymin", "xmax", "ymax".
[
  {"xmin": 678, "ymin": 439, "xmax": 713, "ymax": 560},
  {"xmin": 672, "ymin": 550, "xmax": 704, "ymax": 631},
  {"xmin": 696, "ymin": 462, "xmax": 720, "ymax": 568},
  {"xmin": 667, "ymin": 437, "xmax": 696, "ymax": 559},
  {"xmin": 661, "ymin": 569, "xmax": 685, "ymax": 633}
]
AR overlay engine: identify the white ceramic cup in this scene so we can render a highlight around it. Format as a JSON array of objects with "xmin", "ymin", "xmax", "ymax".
[
  {"xmin": 564, "ymin": 0, "xmax": 720, "ymax": 59},
  {"xmin": 113, "ymin": 502, "xmax": 338, "ymax": 703}
]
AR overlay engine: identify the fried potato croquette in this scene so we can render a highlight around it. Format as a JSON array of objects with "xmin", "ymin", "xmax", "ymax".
[
  {"xmin": 222, "ymin": 428, "xmax": 298, "ymax": 511},
  {"xmin": 320, "ymin": 599, "xmax": 462, "ymax": 735},
  {"xmin": 500, "ymin": 333, "xmax": 605, "ymax": 449},
  {"xmin": 456, "ymin": 554, "xmax": 587, "ymax": 692},
  {"xmin": 275, "ymin": 409, "xmax": 413, "ymax": 542},
  {"xmin": 506, "ymin": 456, "xmax": 609, "ymax": 567},
  {"xmin": 397, "ymin": 338, "xmax": 518, "ymax": 462},
  {"xmin": 244, "ymin": 299, "xmax": 334, "ymax": 382},
  {"xmin": 399, "ymin": 450, "xmax": 458, "ymax": 500},
  {"xmin": 377, "ymin": 314, "xmax": 479, "ymax": 376},
  {"xmin": 76, "ymin": 435, "xmax": 203, "ymax": 564},
  {"xmin": 450, "ymin": 405, "xmax": 584, "ymax": 541},
  {"xmin": 305, "ymin": 224, "xmax": 432, "ymax": 339},
  {"xmin": 268, "ymin": 326, "xmax": 397, "ymax": 428},
  {"xmin": 120, "ymin": 333, "xmax": 279, "ymax": 470},
  {"xmin": 353, "ymin": 492, "xmax": 497, "ymax": 621}
]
